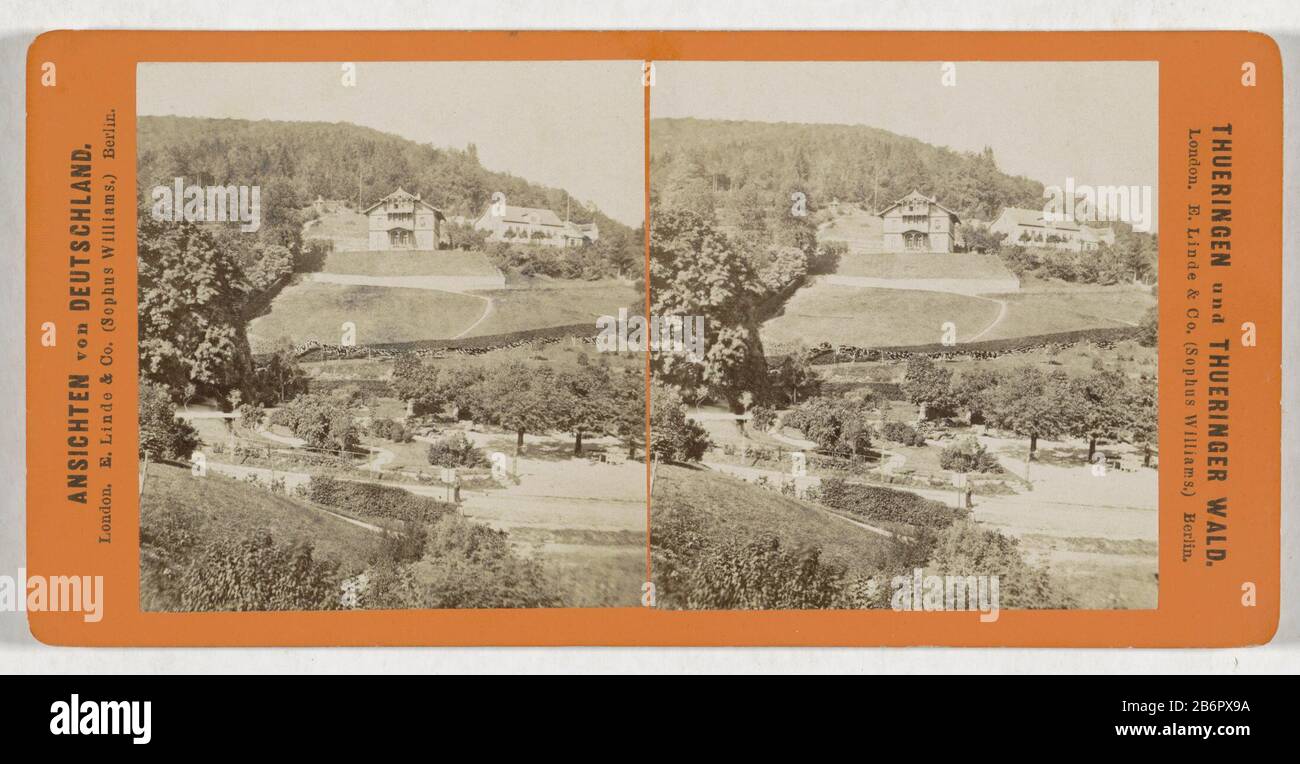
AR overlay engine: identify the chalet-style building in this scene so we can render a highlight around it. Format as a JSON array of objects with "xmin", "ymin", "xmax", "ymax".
[
  {"xmin": 989, "ymin": 207, "xmax": 1116, "ymax": 252},
  {"xmin": 474, "ymin": 205, "xmax": 599, "ymax": 248},
  {"xmin": 878, "ymin": 190, "xmax": 961, "ymax": 254},
  {"xmin": 364, "ymin": 188, "xmax": 448, "ymax": 251}
]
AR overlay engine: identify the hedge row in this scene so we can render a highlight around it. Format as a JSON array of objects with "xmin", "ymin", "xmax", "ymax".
[
  {"xmin": 812, "ymin": 477, "xmax": 966, "ymax": 529},
  {"xmin": 805, "ymin": 326, "xmax": 1140, "ymax": 365},
  {"xmin": 306, "ymin": 476, "xmax": 454, "ymax": 524}
]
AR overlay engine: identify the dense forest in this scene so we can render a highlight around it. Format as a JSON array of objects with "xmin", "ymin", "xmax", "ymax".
[
  {"xmin": 650, "ymin": 117, "xmax": 1047, "ymax": 224},
  {"xmin": 137, "ymin": 116, "xmax": 634, "ymax": 240}
]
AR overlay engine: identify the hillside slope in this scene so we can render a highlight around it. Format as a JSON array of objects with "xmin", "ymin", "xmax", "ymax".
[
  {"xmin": 137, "ymin": 115, "xmax": 632, "ymax": 239},
  {"xmin": 651, "ymin": 464, "xmax": 895, "ymax": 576},
  {"xmin": 650, "ymin": 117, "xmax": 1045, "ymax": 222}
]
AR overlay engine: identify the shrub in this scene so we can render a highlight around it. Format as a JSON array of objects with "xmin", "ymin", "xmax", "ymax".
[
  {"xmin": 939, "ymin": 435, "xmax": 1002, "ymax": 473},
  {"xmin": 180, "ymin": 533, "xmax": 342, "ymax": 611},
  {"xmin": 139, "ymin": 381, "xmax": 200, "ymax": 462},
  {"xmin": 426, "ymin": 432, "xmax": 486, "ymax": 468},
  {"xmin": 814, "ymin": 477, "xmax": 966, "ymax": 530},
  {"xmin": 369, "ymin": 417, "xmax": 413, "ymax": 443},
  {"xmin": 929, "ymin": 521, "xmax": 1075, "ymax": 609},
  {"xmin": 749, "ymin": 405, "xmax": 776, "ymax": 432},
  {"xmin": 271, "ymin": 393, "xmax": 360, "ymax": 453},
  {"xmin": 306, "ymin": 476, "xmax": 454, "ymax": 524},
  {"xmin": 362, "ymin": 514, "xmax": 561, "ymax": 609},
  {"xmin": 652, "ymin": 507, "xmax": 846, "ymax": 610},
  {"xmin": 141, "ymin": 508, "xmax": 342, "ymax": 612},
  {"xmin": 880, "ymin": 421, "xmax": 926, "ymax": 447}
]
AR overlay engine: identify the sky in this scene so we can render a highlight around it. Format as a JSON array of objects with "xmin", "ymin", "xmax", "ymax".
[
  {"xmin": 137, "ymin": 62, "xmax": 646, "ymax": 226},
  {"xmin": 137, "ymin": 61, "xmax": 1158, "ymax": 232},
  {"xmin": 651, "ymin": 61, "xmax": 1159, "ymax": 228}
]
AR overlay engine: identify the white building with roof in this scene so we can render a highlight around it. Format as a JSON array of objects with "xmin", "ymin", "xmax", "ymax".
[
  {"xmin": 990, "ymin": 207, "xmax": 1115, "ymax": 252},
  {"xmin": 474, "ymin": 204, "xmax": 598, "ymax": 248}
]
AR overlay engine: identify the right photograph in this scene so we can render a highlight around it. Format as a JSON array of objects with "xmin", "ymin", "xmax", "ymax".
[{"xmin": 648, "ymin": 61, "xmax": 1159, "ymax": 612}]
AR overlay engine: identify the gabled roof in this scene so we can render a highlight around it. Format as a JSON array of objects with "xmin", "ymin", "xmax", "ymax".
[
  {"xmin": 362, "ymin": 187, "xmax": 443, "ymax": 216},
  {"xmin": 876, "ymin": 190, "xmax": 960, "ymax": 221},
  {"xmin": 483, "ymin": 205, "xmax": 566, "ymax": 228},
  {"xmin": 995, "ymin": 207, "xmax": 1084, "ymax": 232}
]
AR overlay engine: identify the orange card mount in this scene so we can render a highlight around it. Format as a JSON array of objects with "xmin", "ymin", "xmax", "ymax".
[{"xmin": 24, "ymin": 31, "xmax": 1280, "ymax": 646}]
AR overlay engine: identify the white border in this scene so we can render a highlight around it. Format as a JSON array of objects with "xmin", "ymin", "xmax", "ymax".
[{"xmin": 1, "ymin": 0, "xmax": 1296, "ymax": 674}]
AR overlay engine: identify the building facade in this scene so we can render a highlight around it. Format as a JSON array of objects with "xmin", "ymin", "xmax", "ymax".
[
  {"xmin": 364, "ymin": 188, "xmax": 448, "ymax": 251},
  {"xmin": 878, "ymin": 190, "xmax": 961, "ymax": 254},
  {"xmin": 474, "ymin": 205, "xmax": 599, "ymax": 248},
  {"xmin": 989, "ymin": 207, "xmax": 1116, "ymax": 252}
]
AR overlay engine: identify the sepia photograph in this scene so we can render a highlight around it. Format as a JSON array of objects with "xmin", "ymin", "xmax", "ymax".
[
  {"xmin": 134, "ymin": 61, "xmax": 647, "ymax": 611},
  {"xmin": 648, "ymin": 61, "xmax": 1160, "ymax": 612}
]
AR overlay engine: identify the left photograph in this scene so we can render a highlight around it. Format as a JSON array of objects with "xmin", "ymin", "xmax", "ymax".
[{"xmin": 134, "ymin": 62, "xmax": 647, "ymax": 611}]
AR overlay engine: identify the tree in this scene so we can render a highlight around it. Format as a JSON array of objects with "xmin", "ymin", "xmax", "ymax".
[
  {"xmin": 939, "ymin": 435, "xmax": 1001, "ymax": 473},
  {"xmin": 271, "ymin": 393, "xmax": 360, "ymax": 454},
  {"xmin": 1128, "ymin": 373, "xmax": 1158, "ymax": 467},
  {"xmin": 649, "ymin": 385, "xmax": 711, "ymax": 462},
  {"xmin": 609, "ymin": 366, "xmax": 648, "ymax": 458},
  {"xmin": 901, "ymin": 355, "xmax": 954, "ymax": 419},
  {"xmin": 951, "ymin": 367, "xmax": 1001, "ymax": 424},
  {"xmin": 477, "ymin": 361, "xmax": 559, "ymax": 455},
  {"xmin": 961, "ymin": 222, "xmax": 1007, "ymax": 254},
  {"xmin": 554, "ymin": 361, "xmax": 614, "ymax": 455},
  {"xmin": 252, "ymin": 350, "xmax": 309, "ymax": 405},
  {"xmin": 138, "ymin": 217, "xmax": 253, "ymax": 403},
  {"xmin": 389, "ymin": 354, "xmax": 446, "ymax": 416},
  {"xmin": 139, "ymin": 380, "xmax": 199, "ymax": 461},
  {"xmin": 649, "ymin": 209, "xmax": 771, "ymax": 412},
  {"xmin": 983, "ymin": 366, "xmax": 1077, "ymax": 461},
  {"xmin": 1136, "ymin": 305, "xmax": 1158, "ymax": 347},
  {"xmin": 771, "ymin": 349, "xmax": 822, "ymax": 406},
  {"xmin": 784, "ymin": 394, "xmax": 876, "ymax": 459},
  {"xmin": 1068, "ymin": 370, "xmax": 1134, "ymax": 463}
]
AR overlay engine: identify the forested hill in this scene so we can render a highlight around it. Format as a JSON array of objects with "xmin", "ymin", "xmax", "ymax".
[
  {"xmin": 137, "ymin": 115, "xmax": 631, "ymax": 236},
  {"xmin": 650, "ymin": 117, "xmax": 1046, "ymax": 223}
]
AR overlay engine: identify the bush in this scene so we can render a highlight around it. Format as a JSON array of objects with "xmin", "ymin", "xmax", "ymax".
[
  {"xmin": 306, "ymin": 476, "xmax": 454, "ymax": 524},
  {"xmin": 929, "ymin": 521, "xmax": 1075, "ymax": 608},
  {"xmin": 425, "ymin": 432, "xmax": 486, "ymax": 468},
  {"xmin": 880, "ymin": 421, "xmax": 926, "ymax": 447},
  {"xmin": 652, "ymin": 507, "xmax": 846, "ymax": 609},
  {"xmin": 362, "ymin": 514, "xmax": 561, "ymax": 609},
  {"xmin": 749, "ymin": 405, "xmax": 775, "ymax": 432},
  {"xmin": 271, "ymin": 393, "xmax": 360, "ymax": 453},
  {"xmin": 141, "ymin": 507, "xmax": 342, "ymax": 612},
  {"xmin": 814, "ymin": 477, "xmax": 967, "ymax": 530},
  {"xmin": 139, "ymin": 381, "xmax": 200, "ymax": 462},
  {"xmin": 938, "ymin": 435, "xmax": 1001, "ymax": 473},
  {"xmin": 369, "ymin": 417, "xmax": 413, "ymax": 443},
  {"xmin": 180, "ymin": 533, "xmax": 341, "ymax": 611}
]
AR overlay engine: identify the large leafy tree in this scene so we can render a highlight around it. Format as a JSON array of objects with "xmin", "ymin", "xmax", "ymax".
[
  {"xmin": 901, "ymin": 355, "xmax": 954, "ymax": 419},
  {"xmin": 984, "ymin": 366, "xmax": 1078, "ymax": 461},
  {"xmin": 650, "ymin": 209, "xmax": 770, "ymax": 412},
  {"xmin": 1068, "ymin": 370, "xmax": 1136, "ymax": 463},
  {"xmin": 554, "ymin": 359, "xmax": 615, "ymax": 455},
  {"xmin": 138, "ymin": 217, "xmax": 253, "ymax": 403},
  {"xmin": 477, "ymin": 361, "xmax": 560, "ymax": 455}
]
